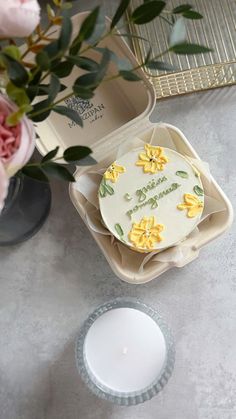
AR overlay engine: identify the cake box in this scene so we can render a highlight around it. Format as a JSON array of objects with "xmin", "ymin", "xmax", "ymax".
[{"xmin": 35, "ymin": 12, "xmax": 233, "ymax": 284}]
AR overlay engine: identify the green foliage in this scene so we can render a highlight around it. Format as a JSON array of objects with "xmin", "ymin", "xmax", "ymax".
[
  {"xmin": 22, "ymin": 166, "xmax": 49, "ymax": 182},
  {"xmin": 183, "ymin": 10, "xmax": 203, "ymax": 19},
  {"xmin": 119, "ymin": 70, "xmax": 141, "ymax": 81},
  {"xmin": 173, "ymin": 4, "xmax": 192, "ymax": 14},
  {"xmin": 146, "ymin": 61, "xmax": 175, "ymax": 71},
  {"xmin": 0, "ymin": 0, "xmax": 212, "ymax": 183},
  {"xmin": 6, "ymin": 82, "xmax": 30, "ymax": 107},
  {"xmin": 63, "ymin": 146, "xmax": 92, "ymax": 162},
  {"xmin": 170, "ymin": 43, "xmax": 212, "ymax": 54},
  {"xmin": 66, "ymin": 56, "xmax": 99, "ymax": 72},
  {"xmin": 131, "ymin": 1, "xmax": 165, "ymax": 24},
  {"xmin": 36, "ymin": 51, "xmax": 51, "ymax": 71},
  {"xmin": 42, "ymin": 162, "xmax": 75, "ymax": 181},
  {"xmin": 52, "ymin": 105, "xmax": 83, "ymax": 126},
  {"xmin": 6, "ymin": 104, "xmax": 32, "ymax": 126},
  {"xmin": 111, "ymin": 0, "xmax": 131, "ymax": 29},
  {"xmin": 42, "ymin": 147, "xmax": 60, "ymax": 163},
  {"xmin": 0, "ymin": 53, "xmax": 28, "ymax": 87}
]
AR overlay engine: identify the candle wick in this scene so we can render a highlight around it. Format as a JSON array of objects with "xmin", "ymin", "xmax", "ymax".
[{"xmin": 122, "ymin": 346, "xmax": 128, "ymax": 355}]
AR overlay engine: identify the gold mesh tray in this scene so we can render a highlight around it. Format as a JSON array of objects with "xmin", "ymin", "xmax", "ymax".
[{"xmin": 127, "ymin": 0, "xmax": 236, "ymax": 98}]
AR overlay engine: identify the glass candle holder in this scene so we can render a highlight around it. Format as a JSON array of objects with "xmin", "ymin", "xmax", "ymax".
[{"xmin": 75, "ymin": 298, "xmax": 175, "ymax": 405}]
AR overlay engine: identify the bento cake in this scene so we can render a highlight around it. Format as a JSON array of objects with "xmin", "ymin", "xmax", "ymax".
[{"xmin": 98, "ymin": 144, "xmax": 204, "ymax": 253}]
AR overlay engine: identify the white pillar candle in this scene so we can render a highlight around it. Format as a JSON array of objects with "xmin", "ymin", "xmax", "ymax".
[
  {"xmin": 84, "ymin": 307, "xmax": 166, "ymax": 393},
  {"xmin": 76, "ymin": 300, "xmax": 175, "ymax": 405}
]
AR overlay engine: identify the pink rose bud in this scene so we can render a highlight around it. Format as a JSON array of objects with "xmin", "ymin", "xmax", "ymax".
[
  {"xmin": 0, "ymin": 95, "xmax": 36, "ymax": 177},
  {"xmin": 0, "ymin": 0, "xmax": 40, "ymax": 38},
  {"xmin": 0, "ymin": 160, "xmax": 9, "ymax": 214}
]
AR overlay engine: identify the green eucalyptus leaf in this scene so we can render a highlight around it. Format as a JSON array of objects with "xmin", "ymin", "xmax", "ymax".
[
  {"xmin": 73, "ymin": 85, "xmax": 94, "ymax": 99},
  {"xmin": 193, "ymin": 185, "xmax": 204, "ymax": 196},
  {"xmin": 119, "ymin": 70, "xmax": 141, "ymax": 81},
  {"xmin": 53, "ymin": 105, "xmax": 83, "ymax": 126},
  {"xmin": 29, "ymin": 99, "xmax": 52, "ymax": 122},
  {"xmin": 114, "ymin": 33, "xmax": 150, "ymax": 43},
  {"xmin": 42, "ymin": 162, "xmax": 75, "ymax": 182},
  {"xmin": 77, "ymin": 155, "xmax": 96, "ymax": 166},
  {"xmin": 66, "ymin": 55, "xmax": 99, "ymax": 72},
  {"xmin": 144, "ymin": 47, "xmax": 152, "ymax": 64},
  {"xmin": 6, "ymin": 82, "xmax": 30, "ymax": 107},
  {"xmin": 58, "ymin": 14, "xmax": 72, "ymax": 51},
  {"xmin": 48, "ymin": 73, "xmax": 61, "ymax": 103},
  {"xmin": 111, "ymin": 0, "xmax": 131, "ymax": 29},
  {"xmin": 173, "ymin": 4, "xmax": 192, "ymax": 14},
  {"xmin": 43, "ymin": 40, "xmax": 59, "ymax": 59},
  {"xmin": 132, "ymin": 1, "xmax": 165, "ymax": 24},
  {"xmin": 29, "ymin": 69, "xmax": 42, "ymax": 87},
  {"xmin": 74, "ymin": 72, "xmax": 100, "ymax": 89},
  {"xmin": 146, "ymin": 60, "xmax": 175, "ymax": 71},
  {"xmin": 183, "ymin": 10, "xmax": 203, "ymax": 19},
  {"xmin": 1, "ymin": 53, "xmax": 28, "ymax": 87},
  {"xmin": 94, "ymin": 47, "xmax": 132, "ymax": 71},
  {"xmin": 3, "ymin": 45, "xmax": 21, "ymax": 61},
  {"xmin": 6, "ymin": 104, "xmax": 32, "ymax": 126},
  {"xmin": 170, "ymin": 43, "xmax": 212, "ymax": 54},
  {"xmin": 73, "ymin": 48, "xmax": 111, "ymax": 90},
  {"xmin": 52, "ymin": 60, "xmax": 74, "ymax": 77},
  {"xmin": 42, "ymin": 146, "xmax": 59, "ymax": 163},
  {"xmin": 22, "ymin": 166, "xmax": 49, "ymax": 182},
  {"xmin": 36, "ymin": 51, "xmax": 51, "ymax": 71},
  {"xmin": 169, "ymin": 17, "xmax": 186, "ymax": 47},
  {"xmin": 29, "ymin": 83, "xmax": 66, "ymax": 97},
  {"xmin": 30, "ymin": 109, "xmax": 51, "ymax": 122},
  {"xmin": 176, "ymin": 170, "xmax": 188, "ymax": 178},
  {"xmin": 63, "ymin": 146, "xmax": 92, "ymax": 162},
  {"xmin": 78, "ymin": 7, "xmax": 100, "ymax": 42},
  {"xmin": 98, "ymin": 47, "xmax": 111, "ymax": 79},
  {"xmin": 87, "ymin": 6, "xmax": 106, "ymax": 44}
]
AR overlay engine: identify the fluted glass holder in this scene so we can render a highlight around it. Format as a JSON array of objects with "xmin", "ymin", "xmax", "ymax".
[{"xmin": 75, "ymin": 298, "xmax": 175, "ymax": 406}]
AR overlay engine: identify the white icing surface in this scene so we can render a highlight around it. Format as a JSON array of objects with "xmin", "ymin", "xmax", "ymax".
[{"xmin": 99, "ymin": 146, "xmax": 204, "ymax": 252}]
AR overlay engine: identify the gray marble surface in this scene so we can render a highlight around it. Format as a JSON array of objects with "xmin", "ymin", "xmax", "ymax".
[{"xmin": 1, "ymin": 2, "xmax": 236, "ymax": 418}]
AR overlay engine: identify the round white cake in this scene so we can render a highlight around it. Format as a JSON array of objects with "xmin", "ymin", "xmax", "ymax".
[{"xmin": 98, "ymin": 144, "xmax": 204, "ymax": 253}]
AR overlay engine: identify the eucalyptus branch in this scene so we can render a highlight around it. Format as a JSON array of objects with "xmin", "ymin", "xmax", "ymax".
[{"xmin": 29, "ymin": 91, "xmax": 74, "ymax": 118}]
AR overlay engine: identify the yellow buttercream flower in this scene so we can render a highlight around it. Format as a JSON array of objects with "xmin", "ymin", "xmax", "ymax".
[
  {"xmin": 104, "ymin": 162, "xmax": 126, "ymax": 183},
  {"xmin": 136, "ymin": 144, "xmax": 169, "ymax": 173},
  {"xmin": 128, "ymin": 216, "xmax": 164, "ymax": 250},
  {"xmin": 177, "ymin": 193, "xmax": 204, "ymax": 218}
]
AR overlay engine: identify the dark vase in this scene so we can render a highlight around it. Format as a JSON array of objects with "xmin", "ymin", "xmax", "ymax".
[{"xmin": 0, "ymin": 175, "xmax": 51, "ymax": 246}]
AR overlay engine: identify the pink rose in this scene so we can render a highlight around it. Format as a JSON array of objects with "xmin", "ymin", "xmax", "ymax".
[
  {"xmin": 0, "ymin": 0, "xmax": 40, "ymax": 38},
  {"xmin": 0, "ymin": 95, "xmax": 35, "ymax": 177},
  {"xmin": 0, "ymin": 161, "xmax": 9, "ymax": 213}
]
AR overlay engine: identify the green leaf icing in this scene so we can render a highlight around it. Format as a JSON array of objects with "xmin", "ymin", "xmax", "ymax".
[
  {"xmin": 99, "ymin": 178, "xmax": 114, "ymax": 198},
  {"xmin": 115, "ymin": 223, "xmax": 124, "ymax": 237},
  {"xmin": 176, "ymin": 170, "xmax": 188, "ymax": 178},
  {"xmin": 103, "ymin": 183, "xmax": 114, "ymax": 195},
  {"xmin": 193, "ymin": 185, "xmax": 204, "ymax": 196},
  {"xmin": 98, "ymin": 182, "xmax": 106, "ymax": 197}
]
